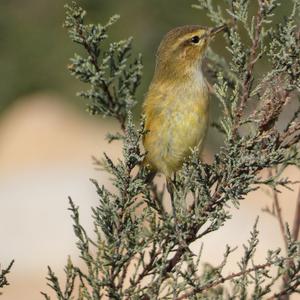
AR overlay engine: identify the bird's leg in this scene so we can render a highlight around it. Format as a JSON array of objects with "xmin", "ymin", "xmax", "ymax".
[
  {"xmin": 167, "ymin": 174, "xmax": 181, "ymax": 234},
  {"xmin": 150, "ymin": 179, "xmax": 166, "ymax": 216}
]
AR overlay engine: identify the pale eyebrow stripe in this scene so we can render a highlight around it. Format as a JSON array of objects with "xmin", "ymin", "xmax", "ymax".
[{"xmin": 198, "ymin": 33, "xmax": 207, "ymax": 40}]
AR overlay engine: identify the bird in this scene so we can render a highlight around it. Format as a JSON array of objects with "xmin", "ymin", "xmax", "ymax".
[{"xmin": 143, "ymin": 24, "xmax": 226, "ymax": 179}]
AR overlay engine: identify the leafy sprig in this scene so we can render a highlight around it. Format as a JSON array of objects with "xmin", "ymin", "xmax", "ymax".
[{"xmin": 64, "ymin": 1, "xmax": 142, "ymax": 130}]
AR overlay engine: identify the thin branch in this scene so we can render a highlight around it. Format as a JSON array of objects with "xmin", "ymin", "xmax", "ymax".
[
  {"xmin": 292, "ymin": 187, "xmax": 300, "ymax": 241},
  {"xmin": 116, "ymin": 255, "xmax": 131, "ymax": 290},
  {"xmin": 269, "ymin": 169, "xmax": 295, "ymax": 300},
  {"xmin": 266, "ymin": 275, "xmax": 300, "ymax": 300},
  {"xmin": 269, "ymin": 169, "xmax": 289, "ymax": 252},
  {"xmin": 175, "ymin": 261, "xmax": 273, "ymax": 300},
  {"xmin": 0, "ymin": 260, "xmax": 14, "ymax": 289},
  {"xmin": 124, "ymin": 245, "xmax": 161, "ymax": 300},
  {"xmin": 233, "ymin": 0, "xmax": 264, "ymax": 131},
  {"xmin": 280, "ymin": 123, "xmax": 300, "ymax": 148}
]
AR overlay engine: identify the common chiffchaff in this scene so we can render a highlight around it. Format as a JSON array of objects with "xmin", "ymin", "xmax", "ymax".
[{"xmin": 143, "ymin": 25, "xmax": 226, "ymax": 177}]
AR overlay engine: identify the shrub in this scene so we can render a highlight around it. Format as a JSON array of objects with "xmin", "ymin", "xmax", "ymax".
[{"xmin": 43, "ymin": 1, "xmax": 300, "ymax": 299}]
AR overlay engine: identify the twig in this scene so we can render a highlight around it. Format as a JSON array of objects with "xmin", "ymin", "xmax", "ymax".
[
  {"xmin": 269, "ymin": 169, "xmax": 289, "ymax": 252},
  {"xmin": 0, "ymin": 260, "xmax": 14, "ymax": 289},
  {"xmin": 292, "ymin": 187, "xmax": 300, "ymax": 241},
  {"xmin": 233, "ymin": 0, "xmax": 264, "ymax": 131},
  {"xmin": 280, "ymin": 123, "xmax": 300, "ymax": 148},
  {"xmin": 116, "ymin": 256, "xmax": 131, "ymax": 290},
  {"xmin": 175, "ymin": 261, "xmax": 273, "ymax": 300},
  {"xmin": 266, "ymin": 275, "xmax": 300, "ymax": 300},
  {"xmin": 124, "ymin": 245, "xmax": 161, "ymax": 300},
  {"xmin": 269, "ymin": 169, "xmax": 294, "ymax": 300}
]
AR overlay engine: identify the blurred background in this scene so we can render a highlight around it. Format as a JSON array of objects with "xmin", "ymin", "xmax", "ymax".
[{"xmin": 0, "ymin": 0, "xmax": 299, "ymax": 299}]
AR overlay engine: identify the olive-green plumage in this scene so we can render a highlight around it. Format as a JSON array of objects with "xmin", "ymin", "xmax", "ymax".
[{"xmin": 143, "ymin": 25, "xmax": 225, "ymax": 177}]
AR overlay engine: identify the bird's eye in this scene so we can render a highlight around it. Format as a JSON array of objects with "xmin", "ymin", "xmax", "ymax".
[{"xmin": 191, "ymin": 36, "xmax": 200, "ymax": 44}]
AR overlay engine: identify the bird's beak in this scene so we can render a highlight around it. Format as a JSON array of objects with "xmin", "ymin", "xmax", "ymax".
[{"xmin": 209, "ymin": 24, "xmax": 227, "ymax": 37}]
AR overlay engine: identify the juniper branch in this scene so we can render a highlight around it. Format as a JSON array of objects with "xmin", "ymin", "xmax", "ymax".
[{"xmin": 43, "ymin": 1, "xmax": 300, "ymax": 299}]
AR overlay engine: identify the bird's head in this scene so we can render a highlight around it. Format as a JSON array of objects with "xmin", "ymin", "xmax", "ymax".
[{"xmin": 154, "ymin": 24, "xmax": 226, "ymax": 81}]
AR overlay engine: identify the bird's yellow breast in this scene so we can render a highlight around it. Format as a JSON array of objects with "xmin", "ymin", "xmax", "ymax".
[{"xmin": 143, "ymin": 77, "xmax": 209, "ymax": 176}]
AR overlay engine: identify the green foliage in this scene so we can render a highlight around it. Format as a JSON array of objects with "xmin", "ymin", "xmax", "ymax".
[
  {"xmin": 43, "ymin": 1, "xmax": 300, "ymax": 299},
  {"xmin": 64, "ymin": 2, "xmax": 143, "ymax": 129}
]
